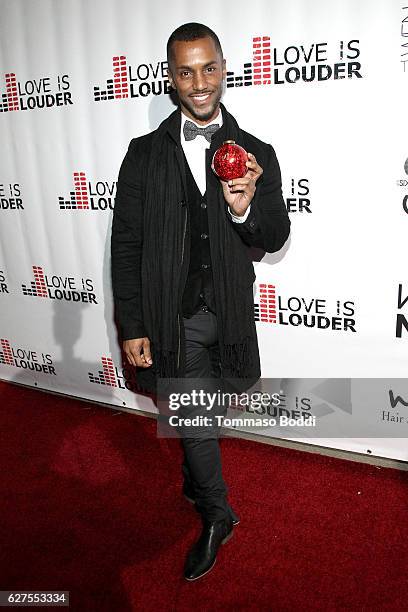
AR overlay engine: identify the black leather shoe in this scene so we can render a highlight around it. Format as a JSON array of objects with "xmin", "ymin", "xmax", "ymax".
[
  {"xmin": 182, "ymin": 483, "xmax": 240, "ymax": 526},
  {"xmin": 184, "ymin": 515, "xmax": 234, "ymax": 581}
]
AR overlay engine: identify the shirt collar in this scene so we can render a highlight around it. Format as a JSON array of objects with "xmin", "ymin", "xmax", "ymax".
[{"xmin": 180, "ymin": 107, "xmax": 223, "ymax": 143}]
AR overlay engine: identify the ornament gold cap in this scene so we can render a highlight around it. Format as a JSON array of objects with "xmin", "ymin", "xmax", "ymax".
[{"xmin": 223, "ymin": 140, "xmax": 235, "ymax": 144}]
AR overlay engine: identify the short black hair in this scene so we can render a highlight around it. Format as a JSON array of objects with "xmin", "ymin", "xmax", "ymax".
[{"xmin": 167, "ymin": 22, "xmax": 223, "ymax": 68}]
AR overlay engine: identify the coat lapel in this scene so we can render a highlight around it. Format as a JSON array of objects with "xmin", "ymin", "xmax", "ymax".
[{"xmin": 163, "ymin": 108, "xmax": 188, "ymax": 200}]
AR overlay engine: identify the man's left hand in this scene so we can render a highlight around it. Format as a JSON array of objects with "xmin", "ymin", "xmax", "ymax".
[{"xmin": 220, "ymin": 152, "xmax": 263, "ymax": 217}]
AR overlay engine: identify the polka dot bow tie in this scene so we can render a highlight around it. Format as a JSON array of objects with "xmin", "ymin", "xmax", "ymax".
[{"xmin": 183, "ymin": 120, "xmax": 220, "ymax": 143}]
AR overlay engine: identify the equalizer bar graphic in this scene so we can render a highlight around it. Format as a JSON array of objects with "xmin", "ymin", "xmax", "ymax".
[
  {"xmin": 253, "ymin": 36, "xmax": 271, "ymax": 85},
  {"xmin": 226, "ymin": 36, "xmax": 272, "ymax": 88},
  {"xmin": 88, "ymin": 357, "xmax": 117, "ymax": 387},
  {"xmin": 59, "ymin": 172, "xmax": 89, "ymax": 209},
  {"xmin": 254, "ymin": 283, "xmax": 277, "ymax": 323},
  {"xmin": 94, "ymin": 56, "xmax": 129, "ymax": 101},
  {"xmin": 22, "ymin": 266, "xmax": 48, "ymax": 298},
  {"xmin": 0, "ymin": 73, "xmax": 20, "ymax": 112},
  {"xmin": 0, "ymin": 339, "xmax": 14, "ymax": 365}
]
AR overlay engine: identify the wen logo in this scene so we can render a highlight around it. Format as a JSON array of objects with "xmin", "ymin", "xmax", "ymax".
[{"xmin": 389, "ymin": 390, "xmax": 408, "ymax": 408}]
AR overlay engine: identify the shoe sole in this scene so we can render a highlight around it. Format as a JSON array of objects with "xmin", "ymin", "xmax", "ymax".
[
  {"xmin": 184, "ymin": 558, "xmax": 217, "ymax": 582},
  {"xmin": 183, "ymin": 495, "xmax": 240, "ymax": 526},
  {"xmin": 184, "ymin": 529, "xmax": 233, "ymax": 582},
  {"xmin": 221, "ymin": 528, "xmax": 234, "ymax": 545}
]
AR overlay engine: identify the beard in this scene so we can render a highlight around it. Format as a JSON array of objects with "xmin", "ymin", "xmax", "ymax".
[{"xmin": 180, "ymin": 86, "xmax": 223, "ymax": 123}]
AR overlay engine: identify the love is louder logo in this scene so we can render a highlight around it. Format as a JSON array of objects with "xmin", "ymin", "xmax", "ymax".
[
  {"xmin": 227, "ymin": 36, "xmax": 362, "ymax": 87},
  {"xmin": 0, "ymin": 72, "xmax": 72, "ymax": 112},
  {"xmin": 21, "ymin": 266, "xmax": 97, "ymax": 304},
  {"xmin": 254, "ymin": 283, "xmax": 357, "ymax": 332},
  {"xmin": 0, "ymin": 338, "xmax": 56, "ymax": 375}
]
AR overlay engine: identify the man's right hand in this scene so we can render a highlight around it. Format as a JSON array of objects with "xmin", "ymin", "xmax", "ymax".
[{"xmin": 123, "ymin": 337, "xmax": 153, "ymax": 368}]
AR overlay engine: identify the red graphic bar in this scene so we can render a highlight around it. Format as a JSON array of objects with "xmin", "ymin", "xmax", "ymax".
[
  {"xmin": 113, "ymin": 56, "xmax": 128, "ymax": 99},
  {"xmin": 252, "ymin": 36, "xmax": 271, "ymax": 86},
  {"xmin": 33, "ymin": 266, "xmax": 48, "ymax": 297},
  {"xmin": 102, "ymin": 356, "xmax": 117, "ymax": 387},
  {"xmin": 73, "ymin": 172, "xmax": 89, "ymax": 209},
  {"xmin": 5, "ymin": 73, "xmax": 19, "ymax": 111},
  {"xmin": 1, "ymin": 339, "xmax": 14, "ymax": 365},
  {"xmin": 259, "ymin": 283, "xmax": 276, "ymax": 323}
]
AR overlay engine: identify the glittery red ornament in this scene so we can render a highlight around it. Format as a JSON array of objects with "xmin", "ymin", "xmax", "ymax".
[{"xmin": 211, "ymin": 140, "xmax": 248, "ymax": 182}]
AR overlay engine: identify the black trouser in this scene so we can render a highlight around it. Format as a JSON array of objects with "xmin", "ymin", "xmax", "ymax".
[{"xmin": 180, "ymin": 307, "xmax": 230, "ymax": 522}]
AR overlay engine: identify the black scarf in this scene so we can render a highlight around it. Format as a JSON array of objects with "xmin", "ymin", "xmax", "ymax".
[{"xmin": 141, "ymin": 103, "xmax": 255, "ymax": 379}]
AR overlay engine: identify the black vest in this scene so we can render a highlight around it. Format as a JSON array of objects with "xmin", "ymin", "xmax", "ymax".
[{"xmin": 181, "ymin": 150, "xmax": 216, "ymax": 317}]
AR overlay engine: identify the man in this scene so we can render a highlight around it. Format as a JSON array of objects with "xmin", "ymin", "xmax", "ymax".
[{"xmin": 111, "ymin": 22, "xmax": 290, "ymax": 581}]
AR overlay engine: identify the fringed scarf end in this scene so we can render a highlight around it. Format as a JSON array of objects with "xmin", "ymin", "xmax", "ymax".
[
  {"xmin": 153, "ymin": 348, "xmax": 179, "ymax": 378},
  {"xmin": 221, "ymin": 338, "xmax": 254, "ymax": 378}
]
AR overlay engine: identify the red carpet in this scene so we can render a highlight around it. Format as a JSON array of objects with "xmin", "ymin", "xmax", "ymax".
[{"xmin": 1, "ymin": 379, "xmax": 408, "ymax": 611}]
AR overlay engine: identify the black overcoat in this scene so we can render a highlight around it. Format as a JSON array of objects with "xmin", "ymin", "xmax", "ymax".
[{"xmin": 111, "ymin": 103, "xmax": 291, "ymax": 394}]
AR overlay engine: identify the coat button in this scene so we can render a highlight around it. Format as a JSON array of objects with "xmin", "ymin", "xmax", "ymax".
[
  {"xmin": 201, "ymin": 201, "xmax": 207, "ymax": 209},
  {"xmin": 201, "ymin": 263, "xmax": 210, "ymax": 270},
  {"xmin": 201, "ymin": 233, "xmax": 208, "ymax": 240},
  {"xmin": 201, "ymin": 305, "xmax": 209, "ymax": 312},
  {"xmin": 249, "ymin": 220, "xmax": 255, "ymax": 228}
]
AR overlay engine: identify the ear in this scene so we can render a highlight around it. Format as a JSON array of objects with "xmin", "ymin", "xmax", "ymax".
[
  {"xmin": 222, "ymin": 58, "xmax": 227, "ymax": 80},
  {"xmin": 167, "ymin": 66, "xmax": 175, "ymax": 88}
]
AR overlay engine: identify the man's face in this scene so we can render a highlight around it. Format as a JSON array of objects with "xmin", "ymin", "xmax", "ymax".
[{"xmin": 168, "ymin": 36, "xmax": 226, "ymax": 125}]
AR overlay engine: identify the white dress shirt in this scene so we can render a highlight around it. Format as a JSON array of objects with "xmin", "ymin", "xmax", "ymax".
[{"xmin": 180, "ymin": 109, "xmax": 251, "ymax": 223}]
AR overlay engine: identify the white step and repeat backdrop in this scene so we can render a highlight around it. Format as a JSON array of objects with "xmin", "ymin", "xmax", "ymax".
[{"xmin": 1, "ymin": 0, "xmax": 408, "ymax": 460}]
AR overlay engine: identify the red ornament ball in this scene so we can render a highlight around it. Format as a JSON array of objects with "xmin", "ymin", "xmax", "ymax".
[{"xmin": 212, "ymin": 140, "xmax": 248, "ymax": 182}]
